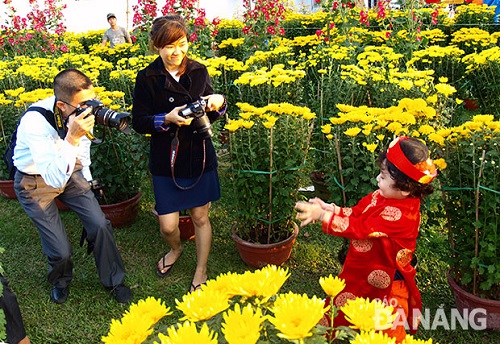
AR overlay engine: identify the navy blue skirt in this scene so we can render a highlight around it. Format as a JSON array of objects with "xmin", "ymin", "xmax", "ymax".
[{"xmin": 152, "ymin": 169, "xmax": 221, "ymax": 215}]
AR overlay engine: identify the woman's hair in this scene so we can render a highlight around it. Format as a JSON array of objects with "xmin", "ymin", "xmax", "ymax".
[
  {"xmin": 149, "ymin": 14, "xmax": 189, "ymax": 75},
  {"xmin": 53, "ymin": 69, "xmax": 92, "ymax": 102},
  {"xmin": 378, "ymin": 137, "xmax": 434, "ymax": 198}
]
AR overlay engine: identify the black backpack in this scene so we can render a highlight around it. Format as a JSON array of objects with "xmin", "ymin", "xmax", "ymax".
[{"xmin": 3, "ymin": 106, "xmax": 59, "ymax": 180}]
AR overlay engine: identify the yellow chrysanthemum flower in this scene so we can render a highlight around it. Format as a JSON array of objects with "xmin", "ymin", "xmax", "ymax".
[
  {"xmin": 472, "ymin": 114, "xmax": 494, "ymax": 124},
  {"xmin": 239, "ymin": 112, "xmax": 253, "ymax": 120},
  {"xmin": 102, "ymin": 297, "xmax": 171, "ymax": 344},
  {"xmin": 426, "ymin": 94, "xmax": 438, "ymax": 105},
  {"xmin": 321, "ymin": 124, "xmax": 332, "ymax": 134},
  {"xmin": 231, "ymin": 266, "xmax": 291, "ymax": 301},
  {"xmin": 344, "ymin": 127, "xmax": 362, "ymax": 137},
  {"xmin": 222, "ymin": 303, "xmax": 264, "ymax": 344},
  {"xmin": 157, "ymin": 322, "xmax": 218, "ymax": 344},
  {"xmin": 435, "ymin": 83, "xmax": 457, "ymax": 97},
  {"xmin": 4, "ymin": 87, "xmax": 26, "ymax": 97},
  {"xmin": 225, "ymin": 120, "xmax": 241, "ymax": 132},
  {"xmin": 418, "ymin": 124, "xmax": 435, "ymax": 135},
  {"xmin": 363, "ymin": 142, "xmax": 379, "ymax": 153},
  {"xmin": 242, "ymin": 120, "xmax": 255, "ymax": 129},
  {"xmin": 427, "ymin": 133, "xmax": 446, "ymax": 146},
  {"xmin": 386, "ymin": 122, "xmax": 403, "ymax": 134},
  {"xmin": 341, "ymin": 297, "xmax": 396, "ymax": 331},
  {"xmin": 319, "ymin": 275, "xmax": 345, "ymax": 298},
  {"xmin": 263, "ymin": 115, "xmax": 278, "ymax": 125},
  {"xmin": 176, "ymin": 288, "xmax": 231, "ymax": 322},
  {"xmin": 433, "ymin": 158, "xmax": 447, "ymax": 171},
  {"xmin": 262, "ymin": 121, "xmax": 274, "ymax": 129},
  {"xmin": 350, "ymin": 330, "xmax": 397, "ymax": 344},
  {"xmin": 268, "ymin": 292, "xmax": 327, "ymax": 340}
]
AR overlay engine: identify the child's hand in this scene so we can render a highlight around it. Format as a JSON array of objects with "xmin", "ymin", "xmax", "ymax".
[
  {"xmin": 295, "ymin": 201, "xmax": 324, "ymax": 227},
  {"xmin": 308, "ymin": 197, "xmax": 335, "ymax": 212}
]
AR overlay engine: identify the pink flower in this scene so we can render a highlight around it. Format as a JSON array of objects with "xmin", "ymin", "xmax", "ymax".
[{"xmin": 359, "ymin": 10, "xmax": 369, "ymax": 26}]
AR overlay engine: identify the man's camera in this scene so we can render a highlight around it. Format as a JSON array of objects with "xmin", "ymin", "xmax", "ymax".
[
  {"xmin": 77, "ymin": 99, "xmax": 131, "ymax": 135},
  {"xmin": 179, "ymin": 99, "xmax": 213, "ymax": 139}
]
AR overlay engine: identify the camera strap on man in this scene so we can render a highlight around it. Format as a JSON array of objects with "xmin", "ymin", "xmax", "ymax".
[
  {"xmin": 3, "ymin": 106, "xmax": 63, "ymax": 180},
  {"xmin": 170, "ymin": 128, "xmax": 207, "ymax": 190}
]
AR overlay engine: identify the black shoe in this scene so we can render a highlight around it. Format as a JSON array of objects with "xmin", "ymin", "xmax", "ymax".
[
  {"xmin": 50, "ymin": 286, "xmax": 69, "ymax": 304},
  {"xmin": 108, "ymin": 284, "xmax": 132, "ymax": 303}
]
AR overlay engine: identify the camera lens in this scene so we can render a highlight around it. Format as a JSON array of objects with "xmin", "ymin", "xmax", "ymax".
[
  {"xmin": 93, "ymin": 107, "xmax": 131, "ymax": 134},
  {"xmin": 195, "ymin": 114, "xmax": 213, "ymax": 139}
]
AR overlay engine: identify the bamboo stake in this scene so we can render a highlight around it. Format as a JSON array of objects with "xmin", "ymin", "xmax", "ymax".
[
  {"xmin": 267, "ymin": 126, "xmax": 273, "ymax": 244},
  {"xmin": 473, "ymin": 150, "xmax": 486, "ymax": 296},
  {"xmin": 334, "ymin": 133, "xmax": 347, "ymax": 205}
]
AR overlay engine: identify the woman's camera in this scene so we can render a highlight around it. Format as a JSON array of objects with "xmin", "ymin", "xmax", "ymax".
[{"xmin": 179, "ymin": 99, "xmax": 213, "ymax": 139}]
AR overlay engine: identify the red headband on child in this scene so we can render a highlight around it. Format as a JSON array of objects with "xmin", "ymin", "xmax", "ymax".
[{"xmin": 386, "ymin": 136, "xmax": 437, "ymax": 184}]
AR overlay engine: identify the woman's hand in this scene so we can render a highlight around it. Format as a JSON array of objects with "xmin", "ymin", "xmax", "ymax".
[
  {"xmin": 164, "ymin": 105, "xmax": 193, "ymax": 126},
  {"xmin": 201, "ymin": 94, "xmax": 225, "ymax": 111}
]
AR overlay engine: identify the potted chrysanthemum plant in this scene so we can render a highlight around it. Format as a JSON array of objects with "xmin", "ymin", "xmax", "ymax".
[
  {"xmin": 224, "ymin": 102, "xmax": 315, "ymax": 268},
  {"xmin": 436, "ymin": 114, "xmax": 500, "ymax": 329}
]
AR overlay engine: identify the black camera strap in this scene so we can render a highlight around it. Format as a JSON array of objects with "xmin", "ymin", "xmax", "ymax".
[{"xmin": 170, "ymin": 128, "xmax": 207, "ymax": 190}]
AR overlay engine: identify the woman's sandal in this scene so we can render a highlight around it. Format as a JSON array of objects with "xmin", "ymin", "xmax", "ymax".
[
  {"xmin": 156, "ymin": 252, "xmax": 182, "ymax": 277},
  {"xmin": 189, "ymin": 281, "xmax": 206, "ymax": 293}
]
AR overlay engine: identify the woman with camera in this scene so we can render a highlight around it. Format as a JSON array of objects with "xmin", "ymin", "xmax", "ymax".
[{"xmin": 131, "ymin": 14, "xmax": 227, "ymax": 292}]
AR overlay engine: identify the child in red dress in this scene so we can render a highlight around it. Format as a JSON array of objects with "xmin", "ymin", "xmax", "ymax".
[{"xmin": 295, "ymin": 136, "xmax": 437, "ymax": 342}]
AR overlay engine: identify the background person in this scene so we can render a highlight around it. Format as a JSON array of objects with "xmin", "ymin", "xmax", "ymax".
[
  {"xmin": 13, "ymin": 69, "xmax": 131, "ymax": 304},
  {"xmin": 101, "ymin": 13, "xmax": 132, "ymax": 48},
  {"xmin": 132, "ymin": 14, "xmax": 227, "ymax": 293},
  {"xmin": 295, "ymin": 136, "xmax": 437, "ymax": 342}
]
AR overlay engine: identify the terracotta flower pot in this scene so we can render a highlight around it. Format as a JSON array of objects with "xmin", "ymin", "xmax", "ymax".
[
  {"xmin": 55, "ymin": 198, "xmax": 70, "ymax": 211},
  {"xmin": 231, "ymin": 222, "xmax": 299, "ymax": 268},
  {"xmin": 151, "ymin": 209, "xmax": 195, "ymax": 240},
  {"xmin": 309, "ymin": 171, "xmax": 331, "ymax": 201},
  {"xmin": 100, "ymin": 190, "xmax": 142, "ymax": 228},
  {"xmin": 178, "ymin": 215, "xmax": 195, "ymax": 240},
  {"xmin": 0, "ymin": 179, "xmax": 17, "ymax": 199},
  {"xmin": 447, "ymin": 270, "xmax": 500, "ymax": 330},
  {"xmin": 464, "ymin": 98, "xmax": 479, "ymax": 110}
]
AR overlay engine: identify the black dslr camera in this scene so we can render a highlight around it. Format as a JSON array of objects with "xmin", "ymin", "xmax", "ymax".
[
  {"xmin": 78, "ymin": 99, "xmax": 131, "ymax": 134},
  {"xmin": 179, "ymin": 99, "xmax": 213, "ymax": 139}
]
